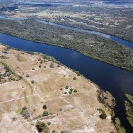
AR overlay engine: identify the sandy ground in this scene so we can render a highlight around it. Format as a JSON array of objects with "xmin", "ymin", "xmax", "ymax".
[{"xmin": 0, "ymin": 44, "xmax": 116, "ymax": 133}]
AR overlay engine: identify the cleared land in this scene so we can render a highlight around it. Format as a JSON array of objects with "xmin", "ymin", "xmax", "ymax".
[{"xmin": 0, "ymin": 44, "xmax": 116, "ymax": 133}]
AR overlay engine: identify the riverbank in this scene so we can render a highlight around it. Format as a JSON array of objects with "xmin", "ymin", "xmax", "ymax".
[
  {"xmin": 0, "ymin": 44, "xmax": 117, "ymax": 133},
  {"xmin": 0, "ymin": 18, "xmax": 133, "ymax": 73}
]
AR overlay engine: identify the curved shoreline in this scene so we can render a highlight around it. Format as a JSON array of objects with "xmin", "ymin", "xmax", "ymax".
[{"xmin": 0, "ymin": 30, "xmax": 133, "ymax": 73}]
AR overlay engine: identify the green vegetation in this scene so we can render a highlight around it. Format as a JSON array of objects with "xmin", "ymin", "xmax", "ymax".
[
  {"xmin": 21, "ymin": 106, "xmax": 30, "ymax": 119},
  {"xmin": 31, "ymin": 80, "xmax": 34, "ymax": 84},
  {"xmin": 0, "ymin": 18, "xmax": 133, "ymax": 72},
  {"xmin": 43, "ymin": 105, "xmax": 47, "ymax": 110},
  {"xmin": 36, "ymin": 121, "xmax": 49, "ymax": 133},
  {"xmin": 65, "ymin": 86, "xmax": 69, "ymax": 89},
  {"xmin": 97, "ymin": 108, "xmax": 107, "ymax": 119},
  {"xmin": 42, "ymin": 5, "xmax": 133, "ymax": 43},
  {"xmin": 73, "ymin": 89, "xmax": 77, "ymax": 93},
  {"xmin": 47, "ymin": 122, "xmax": 51, "ymax": 126},
  {"xmin": 114, "ymin": 118, "xmax": 126, "ymax": 133},
  {"xmin": 73, "ymin": 77, "xmax": 77, "ymax": 80},
  {"xmin": 50, "ymin": 62, "xmax": 54, "ymax": 68},
  {"xmin": 43, "ymin": 111, "xmax": 48, "ymax": 116},
  {"xmin": 0, "ymin": 62, "xmax": 22, "ymax": 84},
  {"xmin": 16, "ymin": 109, "xmax": 21, "ymax": 114},
  {"xmin": 125, "ymin": 94, "xmax": 133, "ymax": 127}
]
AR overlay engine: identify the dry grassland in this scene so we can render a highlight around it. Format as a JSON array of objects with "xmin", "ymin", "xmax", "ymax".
[{"xmin": 0, "ymin": 44, "xmax": 116, "ymax": 133}]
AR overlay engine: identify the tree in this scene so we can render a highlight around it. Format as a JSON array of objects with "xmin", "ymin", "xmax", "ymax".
[
  {"xmin": 43, "ymin": 111, "xmax": 48, "ymax": 116},
  {"xmin": 43, "ymin": 105, "xmax": 47, "ymax": 110},
  {"xmin": 99, "ymin": 113, "xmax": 107, "ymax": 119}
]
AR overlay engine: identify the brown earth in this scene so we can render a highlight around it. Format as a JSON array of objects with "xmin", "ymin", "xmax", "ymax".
[{"xmin": 0, "ymin": 44, "xmax": 116, "ymax": 133}]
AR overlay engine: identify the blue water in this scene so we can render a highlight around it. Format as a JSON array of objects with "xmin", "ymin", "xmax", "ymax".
[
  {"xmin": 0, "ymin": 33, "xmax": 133, "ymax": 132},
  {"xmin": 0, "ymin": 16, "xmax": 22, "ymax": 21}
]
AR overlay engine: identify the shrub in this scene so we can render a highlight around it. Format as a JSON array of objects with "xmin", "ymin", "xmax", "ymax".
[
  {"xmin": 73, "ymin": 77, "xmax": 77, "ymax": 80},
  {"xmin": 26, "ymin": 74, "xmax": 29, "ymax": 77},
  {"xmin": 43, "ymin": 111, "xmax": 48, "ymax": 116},
  {"xmin": 73, "ymin": 89, "xmax": 77, "ymax": 93},
  {"xmin": 31, "ymin": 80, "xmax": 34, "ymax": 84},
  {"xmin": 24, "ymin": 113, "xmax": 30, "ymax": 119},
  {"xmin": 69, "ymin": 91, "xmax": 72, "ymax": 94},
  {"xmin": 97, "ymin": 108, "xmax": 105, "ymax": 114},
  {"xmin": 47, "ymin": 122, "xmax": 51, "ymax": 125},
  {"xmin": 65, "ymin": 86, "xmax": 69, "ymax": 89},
  {"xmin": 99, "ymin": 113, "xmax": 107, "ymax": 119},
  {"xmin": 22, "ymin": 106, "xmax": 27, "ymax": 110},
  {"xmin": 43, "ymin": 105, "xmax": 47, "ymax": 110},
  {"xmin": 50, "ymin": 62, "xmax": 54, "ymax": 68}
]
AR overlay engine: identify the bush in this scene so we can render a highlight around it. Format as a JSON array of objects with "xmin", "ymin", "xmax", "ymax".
[
  {"xmin": 73, "ymin": 89, "xmax": 77, "ymax": 93},
  {"xmin": 43, "ymin": 111, "xmax": 48, "ymax": 116},
  {"xmin": 47, "ymin": 122, "xmax": 51, "ymax": 125},
  {"xmin": 73, "ymin": 77, "xmax": 77, "ymax": 80},
  {"xmin": 69, "ymin": 91, "xmax": 72, "ymax": 94},
  {"xmin": 26, "ymin": 74, "xmax": 29, "ymax": 77},
  {"xmin": 31, "ymin": 80, "xmax": 34, "ymax": 84},
  {"xmin": 65, "ymin": 86, "xmax": 69, "ymax": 89},
  {"xmin": 24, "ymin": 113, "xmax": 30, "ymax": 119},
  {"xmin": 43, "ymin": 105, "xmax": 47, "ymax": 110},
  {"xmin": 98, "ymin": 108, "xmax": 105, "ymax": 114},
  {"xmin": 22, "ymin": 106, "xmax": 27, "ymax": 110},
  {"xmin": 50, "ymin": 62, "xmax": 54, "ymax": 68},
  {"xmin": 99, "ymin": 113, "xmax": 107, "ymax": 119}
]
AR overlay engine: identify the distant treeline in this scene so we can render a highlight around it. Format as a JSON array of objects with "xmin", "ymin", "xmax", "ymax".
[{"xmin": 40, "ymin": 6, "xmax": 133, "ymax": 43}]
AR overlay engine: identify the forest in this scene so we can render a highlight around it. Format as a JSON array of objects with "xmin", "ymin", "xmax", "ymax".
[{"xmin": 0, "ymin": 18, "xmax": 133, "ymax": 72}]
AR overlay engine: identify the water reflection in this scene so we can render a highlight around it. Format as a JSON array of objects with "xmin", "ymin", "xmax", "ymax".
[{"xmin": 0, "ymin": 15, "xmax": 22, "ymax": 21}]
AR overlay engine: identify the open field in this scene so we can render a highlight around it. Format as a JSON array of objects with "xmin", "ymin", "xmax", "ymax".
[{"xmin": 0, "ymin": 44, "xmax": 116, "ymax": 133}]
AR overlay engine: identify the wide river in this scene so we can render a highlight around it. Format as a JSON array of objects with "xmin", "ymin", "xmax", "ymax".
[{"xmin": 0, "ymin": 22, "xmax": 133, "ymax": 132}]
